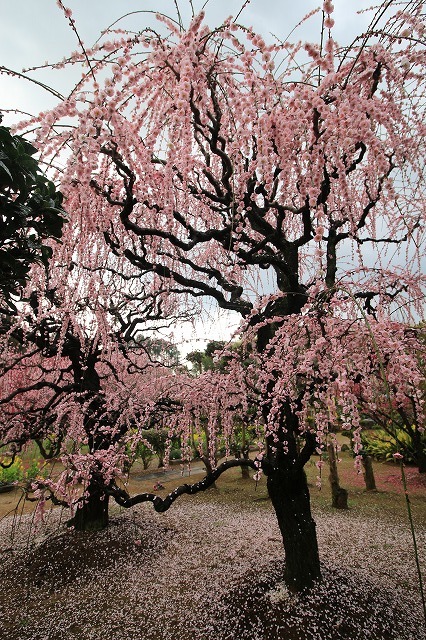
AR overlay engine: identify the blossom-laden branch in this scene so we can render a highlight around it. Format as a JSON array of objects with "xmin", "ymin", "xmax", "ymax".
[{"xmin": 13, "ymin": 2, "xmax": 424, "ymax": 327}]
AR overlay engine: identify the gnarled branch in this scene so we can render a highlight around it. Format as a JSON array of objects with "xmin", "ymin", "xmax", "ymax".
[{"xmin": 106, "ymin": 457, "xmax": 264, "ymax": 513}]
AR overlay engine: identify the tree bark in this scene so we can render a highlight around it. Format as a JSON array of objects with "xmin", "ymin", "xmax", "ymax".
[
  {"xmin": 234, "ymin": 446, "xmax": 251, "ymax": 479},
  {"xmin": 413, "ymin": 431, "xmax": 426, "ymax": 474},
  {"xmin": 417, "ymin": 451, "xmax": 426, "ymax": 474},
  {"xmin": 267, "ymin": 465, "xmax": 321, "ymax": 591},
  {"xmin": 240, "ymin": 421, "xmax": 250, "ymax": 479},
  {"xmin": 69, "ymin": 481, "xmax": 109, "ymax": 531},
  {"xmin": 240, "ymin": 451, "xmax": 250, "ymax": 479},
  {"xmin": 361, "ymin": 455, "xmax": 377, "ymax": 491},
  {"xmin": 328, "ymin": 443, "xmax": 348, "ymax": 509}
]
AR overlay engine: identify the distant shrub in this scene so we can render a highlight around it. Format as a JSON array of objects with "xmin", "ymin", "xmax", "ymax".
[
  {"xmin": 25, "ymin": 457, "xmax": 49, "ymax": 483},
  {"xmin": 0, "ymin": 457, "xmax": 23, "ymax": 485},
  {"xmin": 124, "ymin": 428, "xmax": 170, "ymax": 471},
  {"xmin": 135, "ymin": 442, "xmax": 155, "ymax": 470},
  {"xmin": 169, "ymin": 447, "xmax": 182, "ymax": 461},
  {"xmin": 361, "ymin": 429, "xmax": 424, "ymax": 464}
]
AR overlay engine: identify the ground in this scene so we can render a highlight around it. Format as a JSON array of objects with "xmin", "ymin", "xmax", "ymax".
[{"xmin": 0, "ymin": 454, "xmax": 425, "ymax": 640}]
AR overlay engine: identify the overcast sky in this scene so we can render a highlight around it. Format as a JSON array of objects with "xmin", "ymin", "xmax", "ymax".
[
  {"xmin": 1, "ymin": 0, "xmax": 376, "ymax": 126},
  {"xmin": 0, "ymin": 0, "xmax": 383, "ymax": 354}
]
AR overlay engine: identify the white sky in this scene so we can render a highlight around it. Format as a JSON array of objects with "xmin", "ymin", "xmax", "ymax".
[
  {"xmin": 0, "ymin": 0, "xmax": 381, "ymax": 356},
  {"xmin": 1, "ymin": 0, "xmax": 375, "ymax": 125}
]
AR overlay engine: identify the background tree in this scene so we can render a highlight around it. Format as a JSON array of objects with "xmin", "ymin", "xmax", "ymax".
[
  {"xmin": 354, "ymin": 325, "xmax": 426, "ymax": 472},
  {"xmin": 186, "ymin": 349, "xmax": 205, "ymax": 376},
  {"xmin": 0, "ymin": 178, "xmax": 192, "ymax": 530},
  {"xmin": 187, "ymin": 341, "xmax": 227, "ymax": 375},
  {"xmin": 0, "ymin": 118, "xmax": 66, "ymax": 313},
  {"xmin": 9, "ymin": 0, "xmax": 426, "ymax": 590},
  {"xmin": 185, "ymin": 340, "xmax": 257, "ymax": 477},
  {"xmin": 131, "ymin": 336, "xmax": 181, "ymax": 369}
]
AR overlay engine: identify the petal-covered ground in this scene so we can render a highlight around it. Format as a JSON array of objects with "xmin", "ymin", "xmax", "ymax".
[{"xmin": 0, "ymin": 487, "xmax": 425, "ymax": 640}]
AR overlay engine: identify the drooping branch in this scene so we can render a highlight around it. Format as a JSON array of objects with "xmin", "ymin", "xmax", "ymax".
[
  {"xmin": 0, "ymin": 65, "xmax": 65, "ymax": 100},
  {"xmin": 106, "ymin": 457, "xmax": 265, "ymax": 513}
]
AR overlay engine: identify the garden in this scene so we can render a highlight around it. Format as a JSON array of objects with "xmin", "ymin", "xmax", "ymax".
[{"xmin": 1, "ymin": 0, "xmax": 426, "ymax": 638}]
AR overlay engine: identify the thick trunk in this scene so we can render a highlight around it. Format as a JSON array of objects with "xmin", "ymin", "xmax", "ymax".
[
  {"xmin": 257, "ymin": 291, "xmax": 320, "ymax": 592},
  {"xmin": 261, "ymin": 396, "xmax": 321, "ymax": 591},
  {"xmin": 267, "ymin": 464, "xmax": 321, "ymax": 591},
  {"xmin": 69, "ymin": 482, "xmax": 109, "ymax": 531}
]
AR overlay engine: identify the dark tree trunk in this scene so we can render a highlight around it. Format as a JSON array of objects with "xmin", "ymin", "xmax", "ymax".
[
  {"xmin": 328, "ymin": 443, "xmax": 348, "ymax": 509},
  {"xmin": 413, "ymin": 431, "xmax": 426, "ymax": 473},
  {"xmin": 235, "ymin": 447, "xmax": 250, "ymax": 479},
  {"xmin": 257, "ymin": 291, "xmax": 322, "ymax": 591},
  {"xmin": 418, "ymin": 451, "xmax": 426, "ymax": 474},
  {"xmin": 69, "ymin": 482, "xmax": 109, "ymax": 531},
  {"xmin": 240, "ymin": 452, "xmax": 250, "ymax": 479},
  {"xmin": 263, "ymin": 402, "xmax": 321, "ymax": 591},
  {"xmin": 201, "ymin": 455, "xmax": 217, "ymax": 488},
  {"xmin": 361, "ymin": 455, "xmax": 377, "ymax": 491},
  {"xmin": 240, "ymin": 421, "xmax": 250, "ymax": 479},
  {"xmin": 234, "ymin": 422, "xmax": 250, "ymax": 478},
  {"xmin": 267, "ymin": 465, "xmax": 321, "ymax": 591},
  {"xmin": 66, "ymin": 361, "xmax": 111, "ymax": 532}
]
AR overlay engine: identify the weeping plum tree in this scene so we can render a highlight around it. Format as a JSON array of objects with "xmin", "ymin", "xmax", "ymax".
[
  {"xmin": 0, "ymin": 189, "xmax": 191, "ymax": 531},
  {"xmin": 173, "ymin": 306, "xmax": 425, "ymax": 585},
  {"xmin": 8, "ymin": 0, "xmax": 426, "ymax": 589}
]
